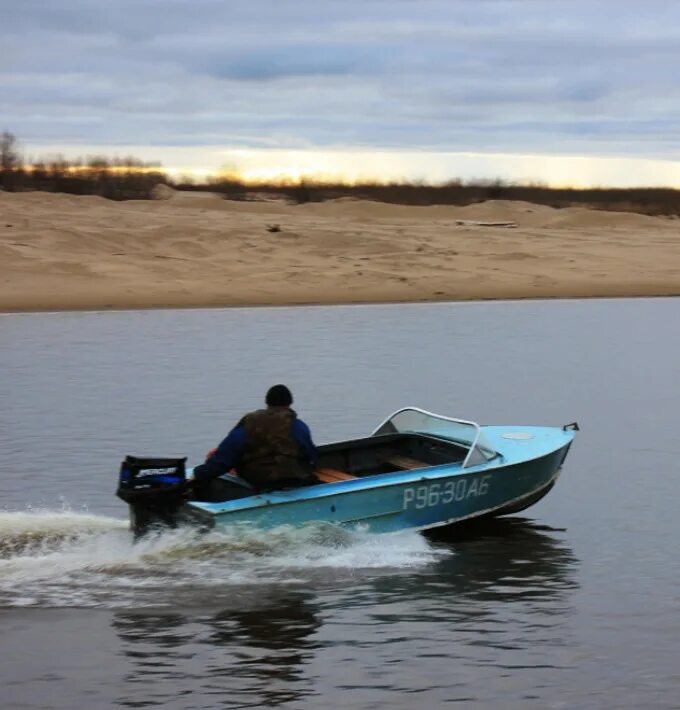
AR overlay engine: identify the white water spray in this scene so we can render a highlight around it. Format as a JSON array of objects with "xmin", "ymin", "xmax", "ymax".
[{"xmin": 0, "ymin": 509, "xmax": 449, "ymax": 608}]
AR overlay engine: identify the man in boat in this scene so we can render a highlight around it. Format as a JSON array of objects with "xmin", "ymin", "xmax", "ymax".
[{"xmin": 191, "ymin": 384, "xmax": 318, "ymax": 496}]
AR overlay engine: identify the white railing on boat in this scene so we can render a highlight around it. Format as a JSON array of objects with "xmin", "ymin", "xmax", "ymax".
[{"xmin": 372, "ymin": 407, "xmax": 495, "ymax": 468}]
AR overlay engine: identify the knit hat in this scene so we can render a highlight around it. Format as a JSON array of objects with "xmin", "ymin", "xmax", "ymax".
[{"xmin": 265, "ymin": 384, "xmax": 293, "ymax": 407}]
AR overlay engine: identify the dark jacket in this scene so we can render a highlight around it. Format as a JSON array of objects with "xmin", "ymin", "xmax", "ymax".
[{"xmin": 193, "ymin": 407, "xmax": 317, "ymax": 490}]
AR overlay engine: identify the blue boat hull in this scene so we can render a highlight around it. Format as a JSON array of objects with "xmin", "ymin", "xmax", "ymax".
[{"xmin": 188, "ymin": 442, "xmax": 571, "ymax": 534}]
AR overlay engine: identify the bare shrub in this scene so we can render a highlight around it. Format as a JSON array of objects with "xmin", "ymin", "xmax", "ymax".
[{"xmin": 0, "ymin": 131, "xmax": 22, "ymax": 189}]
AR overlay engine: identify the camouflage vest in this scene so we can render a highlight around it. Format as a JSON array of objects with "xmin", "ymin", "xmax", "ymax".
[{"xmin": 238, "ymin": 408, "xmax": 311, "ymax": 487}]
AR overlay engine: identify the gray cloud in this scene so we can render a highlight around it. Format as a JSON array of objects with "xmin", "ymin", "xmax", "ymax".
[{"xmin": 2, "ymin": 0, "xmax": 680, "ymax": 162}]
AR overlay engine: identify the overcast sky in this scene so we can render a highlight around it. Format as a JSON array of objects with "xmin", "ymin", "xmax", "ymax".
[{"xmin": 3, "ymin": 0, "xmax": 680, "ymax": 185}]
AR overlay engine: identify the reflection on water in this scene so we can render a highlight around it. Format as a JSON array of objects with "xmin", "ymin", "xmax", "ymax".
[
  {"xmin": 108, "ymin": 519, "xmax": 577, "ymax": 709},
  {"xmin": 426, "ymin": 517, "xmax": 578, "ymax": 600},
  {"xmin": 113, "ymin": 592, "xmax": 322, "ymax": 708}
]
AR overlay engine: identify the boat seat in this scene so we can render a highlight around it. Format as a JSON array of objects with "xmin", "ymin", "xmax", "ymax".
[
  {"xmin": 316, "ymin": 467, "xmax": 357, "ymax": 483},
  {"xmin": 385, "ymin": 455, "xmax": 429, "ymax": 470}
]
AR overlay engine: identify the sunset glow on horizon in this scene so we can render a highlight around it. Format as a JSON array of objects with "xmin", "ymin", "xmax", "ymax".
[
  {"xmin": 19, "ymin": 140, "xmax": 680, "ymax": 189},
  {"xmin": 86, "ymin": 146, "xmax": 680, "ymax": 189}
]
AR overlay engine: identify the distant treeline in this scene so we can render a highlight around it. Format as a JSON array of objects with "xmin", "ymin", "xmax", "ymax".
[
  {"xmin": 3, "ymin": 130, "xmax": 680, "ymax": 214},
  {"xmin": 0, "ymin": 130, "xmax": 168, "ymax": 200},
  {"xmin": 194, "ymin": 176, "xmax": 680, "ymax": 216}
]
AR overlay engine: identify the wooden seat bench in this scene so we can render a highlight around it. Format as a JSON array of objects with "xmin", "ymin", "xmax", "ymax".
[
  {"xmin": 316, "ymin": 467, "xmax": 357, "ymax": 483},
  {"xmin": 385, "ymin": 455, "xmax": 429, "ymax": 470}
]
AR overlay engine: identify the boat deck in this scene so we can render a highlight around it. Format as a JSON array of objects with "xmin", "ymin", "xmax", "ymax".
[
  {"xmin": 314, "ymin": 432, "xmax": 464, "ymax": 480},
  {"xmin": 316, "ymin": 468, "xmax": 356, "ymax": 483},
  {"xmin": 192, "ymin": 433, "xmax": 468, "ymax": 502},
  {"xmin": 316, "ymin": 454, "xmax": 429, "ymax": 484}
]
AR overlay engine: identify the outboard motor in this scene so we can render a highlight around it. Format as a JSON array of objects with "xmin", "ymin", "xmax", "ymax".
[{"xmin": 116, "ymin": 456, "xmax": 189, "ymax": 538}]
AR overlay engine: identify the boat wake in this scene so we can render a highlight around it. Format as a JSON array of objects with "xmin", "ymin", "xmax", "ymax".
[{"xmin": 0, "ymin": 509, "xmax": 447, "ymax": 608}]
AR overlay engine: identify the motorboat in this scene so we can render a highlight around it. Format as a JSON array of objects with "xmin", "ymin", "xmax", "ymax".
[{"xmin": 116, "ymin": 407, "xmax": 578, "ymax": 537}]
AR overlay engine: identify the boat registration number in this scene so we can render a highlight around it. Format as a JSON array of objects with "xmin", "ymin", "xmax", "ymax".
[{"xmin": 403, "ymin": 476, "xmax": 491, "ymax": 510}]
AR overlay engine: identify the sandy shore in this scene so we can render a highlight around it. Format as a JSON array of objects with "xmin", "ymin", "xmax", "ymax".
[{"xmin": 1, "ymin": 190, "xmax": 679, "ymax": 312}]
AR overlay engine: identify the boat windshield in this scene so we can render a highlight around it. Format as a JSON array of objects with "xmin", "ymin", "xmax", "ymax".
[{"xmin": 372, "ymin": 407, "xmax": 496, "ymax": 467}]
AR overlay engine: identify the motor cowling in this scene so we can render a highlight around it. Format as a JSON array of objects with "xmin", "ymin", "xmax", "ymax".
[{"xmin": 116, "ymin": 456, "xmax": 188, "ymax": 537}]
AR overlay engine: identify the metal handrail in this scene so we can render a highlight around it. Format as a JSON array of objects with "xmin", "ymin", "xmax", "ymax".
[{"xmin": 371, "ymin": 406, "xmax": 485, "ymax": 468}]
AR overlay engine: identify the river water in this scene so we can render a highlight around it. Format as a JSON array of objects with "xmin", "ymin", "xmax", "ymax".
[{"xmin": 1, "ymin": 298, "xmax": 679, "ymax": 709}]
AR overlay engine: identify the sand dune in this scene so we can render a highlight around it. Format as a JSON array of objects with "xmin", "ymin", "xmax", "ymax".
[{"xmin": 1, "ymin": 190, "xmax": 678, "ymax": 312}]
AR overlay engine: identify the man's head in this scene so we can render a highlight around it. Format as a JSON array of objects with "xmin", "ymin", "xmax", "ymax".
[{"xmin": 265, "ymin": 384, "xmax": 293, "ymax": 407}]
